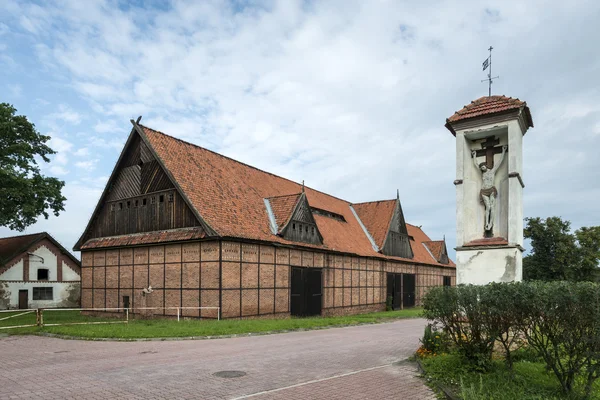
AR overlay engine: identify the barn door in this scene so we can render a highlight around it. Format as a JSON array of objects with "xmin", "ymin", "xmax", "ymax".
[
  {"xmin": 402, "ymin": 273, "xmax": 416, "ymax": 308},
  {"xmin": 290, "ymin": 267, "xmax": 305, "ymax": 316},
  {"xmin": 386, "ymin": 273, "xmax": 402, "ymax": 310},
  {"xmin": 19, "ymin": 290, "xmax": 28, "ymax": 309},
  {"xmin": 306, "ymin": 268, "xmax": 322, "ymax": 316},
  {"xmin": 291, "ymin": 267, "xmax": 322, "ymax": 317}
]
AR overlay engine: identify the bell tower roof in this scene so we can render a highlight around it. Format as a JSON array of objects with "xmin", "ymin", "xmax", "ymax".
[{"xmin": 445, "ymin": 95, "xmax": 533, "ymax": 136}]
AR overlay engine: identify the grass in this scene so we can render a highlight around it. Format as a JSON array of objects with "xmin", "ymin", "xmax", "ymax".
[
  {"xmin": 1, "ymin": 307, "xmax": 423, "ymax": 339},
  {"xmin": 419, "ymin": 352, "xmax": 600, "ymax": 399}
]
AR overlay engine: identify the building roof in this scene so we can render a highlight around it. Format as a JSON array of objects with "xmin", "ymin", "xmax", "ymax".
[
  {"xmin": 423, "ymin": 240, "xmax": 448, "ymax": 264},
  {"xmin": 266, "ymin": 193, "xmax": 302, "ymax": 232},
  {"xmin": 78, "ymin": 123, "xmax": 454, "ymax": 268},
  {"xmin": 353, "ymin": 200, "xmax": 396, "ymax": 249},
  {"xmin": 0, "ymin": 232, "xmax": 80, "ymax": 268},
  {"xmin": 445, "ymin": 95, "xmax": 533, "ymax": 135}
]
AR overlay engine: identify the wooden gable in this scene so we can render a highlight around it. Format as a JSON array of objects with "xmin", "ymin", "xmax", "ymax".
[
  {"xmin": 280, "ymin": 193, "xmax": 323, "ymax": 245},
  {"xmin": 74, "ymin": 128, "xmax": 202, "ymax": 249},
  {"xmin": 381, "ymin": 199, "xmax": 414, "ymax": 258}
]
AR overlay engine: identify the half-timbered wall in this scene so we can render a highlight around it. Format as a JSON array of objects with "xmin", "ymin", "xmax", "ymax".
[{"xmin": 81, "ymin": 240, "xmax": 455, "ymax": 319}]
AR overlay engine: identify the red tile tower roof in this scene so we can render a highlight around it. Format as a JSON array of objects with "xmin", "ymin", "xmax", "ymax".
[{"xmin": 445, "ymin": 95, "xmax": 533, "ymax": 135}]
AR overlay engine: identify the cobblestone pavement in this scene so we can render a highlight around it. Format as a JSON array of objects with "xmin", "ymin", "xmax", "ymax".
[{"xmin": 0, "ymin": 318, "xmax": 435, "ymax": 399}]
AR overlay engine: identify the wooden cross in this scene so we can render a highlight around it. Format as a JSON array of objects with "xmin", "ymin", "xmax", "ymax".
[{"xmin": 475, "ymin": 136, "xmax": 504, "ymax": 169}]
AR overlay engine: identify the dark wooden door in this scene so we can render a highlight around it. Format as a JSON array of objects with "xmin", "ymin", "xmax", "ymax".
[
  {"xmin": 386, "ymin": 273, "xmax": 402, "ymax": 310},
  {"xmin": 18, "ymin": 290, "xmax": 28, "ymax": 309},
  {"xmin": 403, "ymin": 273, "xmax": 416, "ymax": 308},
  {"xmin": 291, "ymin": 267, "xmax": 322, "ymax": 317},
  {"xmin": 290, "ymin": 267, "xmax": 305, "ymax": 316},
  {"xmin": 306, "ymin": 268, "xmax": 322, "ymax": 316}
]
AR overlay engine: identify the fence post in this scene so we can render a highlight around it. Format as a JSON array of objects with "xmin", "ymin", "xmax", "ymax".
[
  {"xmin": 177, "ymin": 307, "xmax": 180, "ymax": 322},
  {"xmin": 38, "ymin": 309, "xmax": 44, "ymax": 327},
  {"xmin": 126, "ymin": 308, "xmax": 129, "ymax": 324},
  {"xmin": 218, "ymin": 307, "xmax": 220, "ymax": 321},
  {"xmin": 36, "ymin": 309, "xmax": 41, "ymax": 327}
]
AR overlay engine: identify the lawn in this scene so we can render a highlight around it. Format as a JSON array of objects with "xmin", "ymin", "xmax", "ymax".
[
  {"xmin": 1, "ymin": 307, "xmax": 423, "ymax": 339},
  {"xmin": 419, "ymin": 352, "xmax": 600, "ymax": 400}
]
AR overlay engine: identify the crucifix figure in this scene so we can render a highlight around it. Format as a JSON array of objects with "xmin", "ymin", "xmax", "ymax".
[{"xmin": 471, "ymin": 137, "xmax": 508, "ymax": 235}]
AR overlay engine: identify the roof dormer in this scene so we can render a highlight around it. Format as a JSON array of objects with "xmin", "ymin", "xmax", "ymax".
[{"xmin": 264, "ymin": 192, "xmax": 323, "ymax": 245}]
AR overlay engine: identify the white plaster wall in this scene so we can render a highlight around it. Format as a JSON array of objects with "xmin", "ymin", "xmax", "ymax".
[
  {"xmin": 62, "ymin": 261, "xmax": 80, "ymax": 281},
  {"xmin": 1, "ymin": 281, "xmax": 81, "ymax": 310},
  {"xmin": 29, "ymin": 245, "xmax": 58, "ymax": 281},
  {"xmin": 0, "ymin": 259, "xmax": 23, "ymax": 280},
  {"xmin": 456, "ymin": 247, "xmax": 523, "ymax": 285}
]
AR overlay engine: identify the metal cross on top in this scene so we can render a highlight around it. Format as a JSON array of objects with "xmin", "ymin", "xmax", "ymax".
[{"xmin": 475, "ymin": 136, "xmax": 505, "ymax": 169}]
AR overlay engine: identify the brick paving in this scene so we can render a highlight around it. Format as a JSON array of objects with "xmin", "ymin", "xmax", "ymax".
[{"xmin": 0, "ymin": 319, "xmax": 435, "ymax": 399}]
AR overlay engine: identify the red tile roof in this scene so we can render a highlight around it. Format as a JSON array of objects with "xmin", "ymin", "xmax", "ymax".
[
  {"xmin": 353, "ymin": 200, "xmax": 396, "ymax": 249},
  {"xmin": 80, "ymin": 228, "xmax": 206, "ymax": 250},
  {"xmin": 266, "ymin": 193, "xmax": 301, "ymax": 232},
  {"xmin": 408, "ymin": 226, "xmax": 455, "ymax": 267},
  {"xmin": 445, "ymin": 95, "xmax": 533, "ymax": 135},
  {"xmin": 423, "ymin": 240, "xmax": 448, "ymax": 264},
  {"xmin": 82, "ymin": 124, "xmax": 453, "ymax": 268}
]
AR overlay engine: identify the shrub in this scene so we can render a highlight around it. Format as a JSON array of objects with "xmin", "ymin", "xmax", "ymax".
[
  {"xmin": 385, "ymin": 295, "xmax": 393, "ymax": 311},
  {"xmin": 423, "ymin": 285, "xmax": 496, "ymax": 371},
  {"xmin": 424, "ymin": 281, "xmax": 600, "ymax": 396}
]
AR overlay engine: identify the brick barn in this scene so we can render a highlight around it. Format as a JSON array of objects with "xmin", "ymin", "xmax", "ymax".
[
  {"xmin": 74, "ymin": 120, "xmax": 455, "ymax": 319},
  {"xmin": 0, "ymin": 232, "xmax": 81, "ymax": 310}
]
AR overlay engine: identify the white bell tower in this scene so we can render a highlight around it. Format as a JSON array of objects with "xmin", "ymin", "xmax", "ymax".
[{"xmin": 445, "ymin": 96, "xmax": 533, "ymax": 284}]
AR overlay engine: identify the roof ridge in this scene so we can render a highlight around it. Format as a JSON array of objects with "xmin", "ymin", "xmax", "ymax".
[
  {"xmin": 0, "ymin": 232, "xmax": 46, "ymax": 241},
  {"xmin": 140, "ymin": 124, "xmax": 353, "ymax": 205},
  {"xmin": 266, "ymin": 192, "xmax": 302, "ymax": 200},
  {"xmin": 352, "ymin": 198, "xmax": 396, "ymax": 206}
]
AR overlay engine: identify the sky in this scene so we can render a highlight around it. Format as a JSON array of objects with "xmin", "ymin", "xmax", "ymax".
[{"xmin": 1, "ymin": 0, "xmax": 599, "ymax": 259}]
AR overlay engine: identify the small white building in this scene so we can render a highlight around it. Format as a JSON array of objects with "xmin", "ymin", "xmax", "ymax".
[{"xmin": 0, "ymin": 232, "xmax": 81, "ymax": 310}]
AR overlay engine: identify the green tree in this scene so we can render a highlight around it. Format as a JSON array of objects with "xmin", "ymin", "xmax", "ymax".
[
  {"xmin": 523, "ymin": 217, "xmax": 600, "ymax": 282},
  {"xmin": 0, "ymin": 103, "xmax": 66, "ymax": 231}
]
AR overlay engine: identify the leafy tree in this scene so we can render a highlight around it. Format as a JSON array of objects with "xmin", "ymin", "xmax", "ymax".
[
  {"xmin": 523, "ymin": 217, "xmax": 600, "ymax": 282},
  {"xmin": 0, "ymin": 103, "xmax": 66, "ymax": 231}
]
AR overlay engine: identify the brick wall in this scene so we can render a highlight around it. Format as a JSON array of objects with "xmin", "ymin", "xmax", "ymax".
[{"xmin": 81, "ymin": 240, "xmax": 456, "ymax": 319}]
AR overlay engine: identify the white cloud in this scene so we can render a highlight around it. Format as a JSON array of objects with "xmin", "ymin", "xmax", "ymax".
[
  {"xmin": 73, "ymin": 147, "xmax": 90, "ymax": 157},
  {"xmin": 2, "ymin": 0, "xmax": 600, "ymax": 253},
  {"xmin": 74, "ymin": 159, "xmax": 98, "ymax": 171}
]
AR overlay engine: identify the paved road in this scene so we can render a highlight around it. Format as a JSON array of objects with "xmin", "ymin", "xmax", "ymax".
[{"xmin": 0, "ymin": 319, "xmax": 435, "ymax": 400}]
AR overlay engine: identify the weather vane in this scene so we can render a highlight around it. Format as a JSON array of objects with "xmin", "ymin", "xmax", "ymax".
[{"xmin": 481, "ymin": 46, "xmax": 499, "ymax": 97}]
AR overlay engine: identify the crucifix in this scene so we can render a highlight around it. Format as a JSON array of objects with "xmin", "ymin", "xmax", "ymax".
[{"xmin": 474, "ymin": 136, "xmax": 505, "ymax": 169}]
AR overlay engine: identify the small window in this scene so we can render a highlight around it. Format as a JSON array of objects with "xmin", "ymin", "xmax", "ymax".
[
  {"xmin": 159, "ymin": 195, "xmax": 164, "ymax": 203},
  {"xmin": 292, "ymin": 223, "xmax": 296, "ymax": 230},
  {"xmin": 37, "ymin": 269, "xmax": 49, "ymax": 281},
  {"xmin": 443, "ymin": 276, "xmax": 452, "ymax": 287},
  {"xmin": 312, "ymin": 227, "xmax": 315, "ymax": 234},
  {"xmin": 119, "ymin": 202, "xmax": 123, "ymax": 210},
  {"xmin": 134, "ymin": 200, "xmax": 139, "ymax": 207},
  {"xmin": 151, "ymin": 197, "xmax": 156, "ymax": 204},
  {"xmin": 143, "ymin": 198, "xmax": 147, "ymax": 206},
  {"xmin": 122, "ymin": 295, "xmax": 130, "ymax": 309},
  {"xmin": 110, "ymin": 204, "xmax": 115, "ymax": 212},
  {"xmin": 126, "ymin": 200, "xmax": 131, "ymax": 208},
  {"xmin": 168, "ymin": 193, "xmax": 174, "ymax": 202},
  {"xmin": 33, "ymin": 287, "xmax": 53, "ymax": 300},
  {"xmin": 305, "ymin": 226, "xmax": 308, "ymax": 233}
]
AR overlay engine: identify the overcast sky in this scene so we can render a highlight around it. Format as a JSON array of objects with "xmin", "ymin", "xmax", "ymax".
[{"xmin": 1, "ymin": 0, "xmax": 599, "ymax": 258}]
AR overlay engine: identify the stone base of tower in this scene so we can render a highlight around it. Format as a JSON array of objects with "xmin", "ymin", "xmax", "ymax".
[{"xmin": 455, "ymin": 245, "xmax": 523, "ymax": 285}]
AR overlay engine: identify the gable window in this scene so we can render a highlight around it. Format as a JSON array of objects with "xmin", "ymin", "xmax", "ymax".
[
  {"xmin": 119, "ymin": 202, "xmax": 123, "ymax": 210},
  {"xmin": 159, "ymin": 195, "xmax": 164, "ymax": 203},
  {"xmin": 33, "ymin": 287, "xmax": 53, "ymax": 300},
  {"xmin": 168, "ymin": 193, "xmax": 174, "ymax": 202},
  {"xmin": 37, "ymin": 269, "xmax": 49, "ymax": 281},
  {"xmin": 151, "ymin": 197, "xmax": 156, "ymax": 204},
  {"xmin": 143, "ymin": 198, "xmax": 147, "ymax": 206}
]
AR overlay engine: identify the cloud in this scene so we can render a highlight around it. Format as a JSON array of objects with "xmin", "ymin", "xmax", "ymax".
[
  {"xmin": 1, "ymin": 0, "xmax": 600, "ymax": 254},
  {"xmin": 74, "ymin": 159, "xmax": 99, "ymax": 171}
]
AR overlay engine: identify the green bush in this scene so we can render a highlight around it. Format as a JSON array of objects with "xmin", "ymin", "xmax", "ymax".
[{"xmin": 423, "ymin": 281, "xmax": 600, "ymax": 396}]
